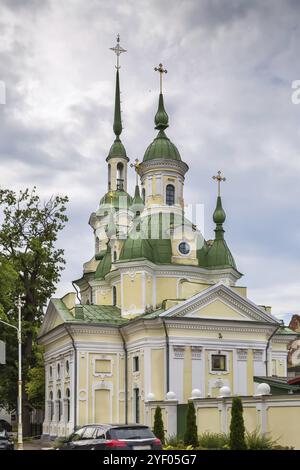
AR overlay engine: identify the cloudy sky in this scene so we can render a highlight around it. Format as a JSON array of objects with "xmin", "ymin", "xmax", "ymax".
[{"xmin": 0, "ymin": 0, "xmax": 300, "ymax": 323}]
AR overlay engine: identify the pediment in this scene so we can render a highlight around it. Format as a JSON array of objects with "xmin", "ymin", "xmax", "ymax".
[
  {"xmin": 187, "ymin": 298, "xmax": 250, "ymax": 321},
  {"xmin": 39, "ymin": 299, "xmax": 65, "ymax": 337},
  {"xmin": 160, "ymin": 282, "xmax": 279, "ymax": 324}
]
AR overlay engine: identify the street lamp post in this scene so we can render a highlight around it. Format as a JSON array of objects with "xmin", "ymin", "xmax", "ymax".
[{"xmin": 0, "ymin": 295, "xmax": 23, "ymax": 450}]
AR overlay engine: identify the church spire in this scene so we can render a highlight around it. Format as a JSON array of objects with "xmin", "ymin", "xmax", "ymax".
[
  {"xmin": 154, "ymin": 63, "xmax": 169, "ymax": 131},
  {"xmin": 206, "ymin": 172, "xmax": 237, "ymax": 270},
  {"xmin": 107, "ymin": 35, "xmax": 128, "ymax": 161}
]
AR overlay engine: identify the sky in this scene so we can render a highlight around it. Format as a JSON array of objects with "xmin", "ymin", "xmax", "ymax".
[{"xmin": 0, "ymin": 0, "xmax": 300, "ymax": 323}]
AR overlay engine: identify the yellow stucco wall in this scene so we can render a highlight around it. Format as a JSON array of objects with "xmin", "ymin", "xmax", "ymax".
[
  {"xmin": 151, "ymin": 349, "xmax": 165, "ymax": 400},
  {"xmin": 197, "ymin": 407, "xmax": 221, "ymax": 433},
  {"xmin": 267, "ymin": 407, "xmax": 300, "ymax": 449},
  {"xmin": 156, "ymin": 277, "xmax": 178, "ymax": 305},
  {"xmin": 192, "ymin": 299, "xmax": 248, "ymax": 320},
  {"xmin": 123, "ymin": 273, "xmax": 143, "ymax": 311}
]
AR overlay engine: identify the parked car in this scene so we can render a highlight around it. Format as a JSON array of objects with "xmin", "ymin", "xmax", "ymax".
[
  {"xmin": 59, "ymin": 424, "xmax": 162, "ymax": 450},
  {"xmin": 0, "ymin": 430, "xmax": 14, "ymax": 450},
  {"xmin": 0, "ymin": 420, "xmax": 12, "ymax": 432}
]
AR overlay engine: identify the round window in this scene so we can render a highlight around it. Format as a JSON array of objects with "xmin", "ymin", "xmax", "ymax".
[{"xmin": 178, "ymin": 241, "xmax": 190, "ymax": 255}]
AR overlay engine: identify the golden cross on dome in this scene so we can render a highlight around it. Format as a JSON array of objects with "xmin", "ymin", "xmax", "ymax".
[
  {"xmin": 213, "ymin": 170, "xmax": 226, "ymax": 197},
  {"xmin": 130, "ymin": 158, "xmax": 140, "ymax": 185},
  {"xmin": 154, "ymin": 63, "xmax": 167, "ymax": 93},
  {"xmin": 110, "ymin": 34, "xmax": 127, "ymax": 69}
]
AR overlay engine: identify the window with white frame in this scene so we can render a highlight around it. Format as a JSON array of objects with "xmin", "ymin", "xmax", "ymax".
[{"xmin": 211, "ymin": 354, "xmax": 227, "ymax": 372}]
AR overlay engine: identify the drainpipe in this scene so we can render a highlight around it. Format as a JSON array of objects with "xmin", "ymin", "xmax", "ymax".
[
  {"xmin": 162, "ymin": 319, "xmax": 170, "ymax": 393},
  {"xmin": 65, "ymin": 325, "xmax": 77, "ymax": 430},
  {"xmin": 119, "ymin": 328, "xmax": 128, "ymax": 424},
  {"xmin": 265, "ymin": 323, "xmax": 282, "ymax": 376}
]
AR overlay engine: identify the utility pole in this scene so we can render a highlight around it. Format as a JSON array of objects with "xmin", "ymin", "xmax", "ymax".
[
  {"xmin": 17, "ymin": 295, "xmax": 23, "ymax": 450},
  {"xmin": 0, "ymin": 295, "xmax": 23, "ymax": 450}
]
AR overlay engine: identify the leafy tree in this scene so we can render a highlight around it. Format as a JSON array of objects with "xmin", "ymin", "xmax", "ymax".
[
  {"xmin": 0, "ymin": 187, "xmax": 68, "ymax": 435},
  {"xmin": 153, "ymin": 406, "xmax": 165, "ymax": 445},
  {"xmin": 184, "ymin": 401, "xmax": 198, "ymax": 447},
  {"xmin": 229, "ymin": 397, "xmax": 247, "ymax": 450}
]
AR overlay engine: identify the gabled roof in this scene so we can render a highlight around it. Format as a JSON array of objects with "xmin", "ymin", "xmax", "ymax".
[{"xmin": 159, "ymin": 282, "xmax": 280, "ymax": 324}]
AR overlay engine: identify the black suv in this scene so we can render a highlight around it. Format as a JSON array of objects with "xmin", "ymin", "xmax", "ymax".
[{"xmin": 59, "ymin": 424, "xmax": 162, "ymax": 450}]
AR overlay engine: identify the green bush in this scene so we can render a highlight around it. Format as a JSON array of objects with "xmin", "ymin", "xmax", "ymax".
[
  {"xmin": 165, "ymin": 435, "xmax": 184, "ymax": 447},
  {"xmin": 229, "ymin": 397, "xmax": 247, "ymax": 450},
  {"xmin": 184, "ymin": 401, "xmax": 198, "ymax": 447},
  {"xmin": 198, "ymin": 431, "xmax": 229, "ymax": 450},
  {"xmin": 153, "ymin": 406, "xmax": 165, "ymax": 445},
  {"xmin": 246, "ymin": 429, "xmax": 277, "ymax": 450}
]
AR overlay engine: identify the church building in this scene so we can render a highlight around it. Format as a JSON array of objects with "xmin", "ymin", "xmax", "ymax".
[{"xmin": 38, "ymin": 37, "xmax": 295, "ymax": 438}]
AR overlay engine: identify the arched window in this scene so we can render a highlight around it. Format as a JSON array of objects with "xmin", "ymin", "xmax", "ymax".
[
  {"xmin": 57, "ymin": 390, "xmax": 62, "ymax": 421},
  {"xmin": 66, "ymin": 388, "xmax": 71, "ymax": 422},
  {"xmin": 57, "ymin": 363, "xmax": 60, "ymax": 378},
  {"xmin": 166, "ymin": 184, "xmax": 175, "ymax": 206},
  {"xmin": 113, "ymin": 251, "xmax": 117, "ymax": 262},
  {"xmin": 142, "ymin": 188, "xmax": 146, "ymax": 203},
  {"xmin": 49, "ymin": 366, "xmax": 52, "ymax": 378},
  {"xmin": 116, "ymin": 162, "xmax": 124, "ymax": 190},
  {"xmin": 112, "ymin": 286, "xmax": 117, "ymax": 306},
  {"xmin": 65, "ymin": 360, "xmax": 69, "ymax": 375},
  {"xmin": 108, "ymin": 164, "xmax": 111, "ymax": 190},
  {"xmin": 49, "ymin": 391, "xmax": 54, "ymax": 421}
]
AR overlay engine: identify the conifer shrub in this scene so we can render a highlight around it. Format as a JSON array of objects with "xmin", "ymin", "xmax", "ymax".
[
  {"xmin": 183, "ymin": 401, "xmax": 198, "ymax": 447},
  {"xmin": 153, "ymin": 406, "xmax": 165, "ymax": 445},
  {"xmin": 229, "ymin": 397, "xmax": 247, "ymax": 450}
]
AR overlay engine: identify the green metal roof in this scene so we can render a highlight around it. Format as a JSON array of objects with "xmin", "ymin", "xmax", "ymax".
[
  {"xmin": 99, "ymin": 190, "xmax": 133, "ymax": 209},
  {"xmin": 143, "ymin": 93, "xmax": 181, "ymax": 162},
  {"xmin": 51, "ymin": 299, "xmax": 125, "ymax": 325},
  {"xmin": 95, "ymin": 246, "xmax": 112, "ymax": 279},
  {"xmin": 74, "ymin": 304, "xmax": 126, "ymax": 325},
  {"xmin": 131, "ymin": 185, "xmax": 144, "ymax": 214},
  {"xmin": 206, "ymin": 196, "xmax": 237, "ymax": 270},
  {"xmin": 143, "ymin": 130, "xmax": 181, "ymax": 162},
  {"xmin": 107, "ymin": 138, "xmax": 128, "ymax": 161}
]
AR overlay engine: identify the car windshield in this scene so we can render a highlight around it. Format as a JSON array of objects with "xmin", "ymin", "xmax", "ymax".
[{"xmin": 109, "ymin": 427, "xmax": 154, "ymax": 440}]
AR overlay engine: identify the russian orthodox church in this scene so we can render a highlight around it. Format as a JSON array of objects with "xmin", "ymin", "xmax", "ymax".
[{"xmin": 39, "ymin": 37, "xmax": 296, "ymax": 438}]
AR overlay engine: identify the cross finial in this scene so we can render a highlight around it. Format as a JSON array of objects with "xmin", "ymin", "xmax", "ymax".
[
  {"xmin": 154, "ymin": 63, "xmax": 167, "ymax": 93},
  {"xmin": 130, "ymin": 158, "xmax": 140, "ymax": 185},
  {"xmin": 213, "ymin": 170, "xmax": 226, "ymax": 197},
  {"xmin": 110, "ymin": 34, "xmax": 127, "ymax": 69}
]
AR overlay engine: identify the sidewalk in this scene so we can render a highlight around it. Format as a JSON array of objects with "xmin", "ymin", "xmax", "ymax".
[{"xmin": 23, "ymin": 438, "xmax": 54, "ymax": 450}]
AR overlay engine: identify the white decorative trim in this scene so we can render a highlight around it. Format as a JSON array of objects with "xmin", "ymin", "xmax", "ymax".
[
  {"xmin": 173, "ymin": 345, "xmax": 185, "ymax": 359},
  {"xmin": 191, "ymin": 346, "xmax": 202, "ymax": 360},
  {"xmin": 237, "ymin": 349, "xmax": 248, "ymax": 361}
]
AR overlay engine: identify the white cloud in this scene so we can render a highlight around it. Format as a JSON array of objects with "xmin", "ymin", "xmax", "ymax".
[{"xmin": 0, "ymin": 0, "xmax": 300, "ymax": 322}]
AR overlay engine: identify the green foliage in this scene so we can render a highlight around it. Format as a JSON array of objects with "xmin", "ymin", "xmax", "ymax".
[
  {"xmin": 184, "ymin": 401, "xmax": 198, "ymax": 447},
  {"xmin": 246, "ymin": 429, "xmax": 277, "ymax": 450},
  {"xmin": 198, "ymin": 431, "xmax": 230, "ymax": 449},
  {"xmin": 0, "ymin": 187, "xmax": 68, "ymax": 433},
  {"xmin": 25, "ymin": 345, "xmax": 45, "ymax": 409},
  {"xmin": 153, "ymin": 406, "xmax": 165, "ymax": 445},
  {"xmin": 229, "ymin": 397, "xmax": 247, "ymax": 450}
]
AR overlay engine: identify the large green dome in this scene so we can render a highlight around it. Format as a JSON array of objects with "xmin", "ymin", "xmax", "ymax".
[
  {"xmin": 99, "ymin": 190, "xmax": 132, "ymax": 209},
  {"xmin": 143, "ymin": 130, "xmax": 181, "ymax": 162}
]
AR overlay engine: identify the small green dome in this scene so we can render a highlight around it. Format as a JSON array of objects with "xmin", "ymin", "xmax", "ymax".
[
  {"xmin": 99, "ymin": 190, "xmax": 132, "ymax": 209},
  {"xmin": 143, "ymin": 130, "xmax": 181, "ymax": 162},
  {"xmin": 155, "ymin": 93, "xmax": 169, "ymax": 130},
  {"xmin": 107, "ymin": 137, "xmax": 128, "ymax": 161},
  {"xmin": 213, "ymin": 196, "xmax": 226, "ymax": 224}
]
